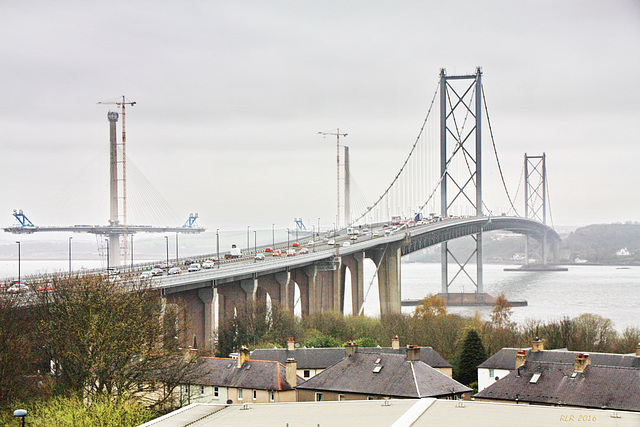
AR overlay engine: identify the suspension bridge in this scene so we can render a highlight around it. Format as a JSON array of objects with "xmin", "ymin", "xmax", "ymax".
[{"xmin": 3, "ymin": 68, "xmax": 561, "ymax": 351}]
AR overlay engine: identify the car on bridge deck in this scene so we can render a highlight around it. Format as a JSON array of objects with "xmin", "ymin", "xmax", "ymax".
[
  {"xmin": 292, "ymin": 242, "xmax": 300, "ymax": 247},
  {"xmin": 188, "ymin": 263, "xmax": 201, "ymax": 272},
  {"xmin": 327, "ymin": 239, "xmax": 336, "ymax": 246},
  {"xmin": 286, "ymin": 249, "xmax": 296, "ymax": 256},
  {"xmin": 272, "ymin": 249, "xmax": 282, "ymax": 257},
  {"xmin": 168, "ymin": 267, "xmax": 181, "ymax": 275},
  {"xmin": 37, "ymin": 283, "xmax": 54, "ymax": 292},
  {"xmin": 299, "ymin": 248, "xmax": 309, "ymax": 254},
  {"xmin": 140, "ymin": 271, "xmax": 153, "ymax": 279},
  {"xmin": 150, "ymin": 268, "xmax": 164, "ymax": 277},
  {"xmin": 265, "ymin": 247, "xmax": 273, "ymax": 252},
  {"xmin": 7, "ymin": 283, "xmax": 29, "ymax": 293},
  {"xmin": 202, "ymin": 260, "xmax": 216, "ymax": 269},
  {"xmin": 255, "ymin": 253, "xmax": 265, "ymax": 261}
]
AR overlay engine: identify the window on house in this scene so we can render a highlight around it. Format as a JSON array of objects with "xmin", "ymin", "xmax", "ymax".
[
  {"xmin": 303, "ymin": 369, "xmax": 311, "ymax": 378},
  {"xmin": 489, "ymin": 369, "xmax": 495, "ymax": 378},
  {"xmin": 200, "ymin": 385, "xmax": 205, "ymax": 395},
  {"xmin": 214, "ymin": 387, "xmax": 219, "ymax": 398},
  {"xmin": 238, "ymin": 389, "xmax": 243, "ymax": 400},
  {"xmin": 315, "ymin": 392, "xmax": 323, "ymax": 402},
  {"xmin": 270, "ymin": 391, "xmax": 275, "ymax": 402},
  {"xmin": 253, "ymin": 389, "xmax": 257, "ymax": 400},
  {"xmin": 367, "ymin": 396, "xmax": 374, "ymax": 400},
  {"xmin": 338, "ymin": 394, "xmax": 345, "ymax": 401}
]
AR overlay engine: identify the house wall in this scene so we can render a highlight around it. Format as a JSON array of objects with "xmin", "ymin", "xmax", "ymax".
[
  {"xmin": 227, "ymin": 387, "xmax": 297, "ymax": 404},
  {"xmin": 477, "ymin": 367, "xmax": 511, "ymax": 391},
  {"xmin": 298, "ymin": 368, "xmax": 323, "ymax": 380},
  {"xmin": 438, "ymin": 367, "xmax": 453, "ymax": 378},
  {"xmin": 298, "ymin": 389, "xmax": 388, "ymax": 402},
  {"xmin": 180, "ymin": 384, "xmax": 228, "ymax": 405}
]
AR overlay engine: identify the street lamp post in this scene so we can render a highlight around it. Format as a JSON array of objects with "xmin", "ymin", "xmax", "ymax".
[
  {"xmin": 15, "ymin": 241, "xmax": 20, "ymax": 284},
  {"xmin": 287, "ymin": 228, "xmax": 290, "ymax": 250},
  {"xmin": 216, "ymin": 229, "xmax": 220, "ymax": 267},
  {"xmin": 175, "ymin": 233, "xmax": 179, "ymax": 265},
  {"xmin": 247, "ymin": 226, "xmax": 250, "ymax": 252},
  {"xmin": 272, "ymin": 224, "xmax": 275, "ymax": 248},
  {"xmin": 164, "ymin": 236, "xmax": 169, "ymax": 267},
  {"xmin": 105, "ymin": 238, "xmax": 110, "ymax": 270},
  {"xmin": 68, "ymin": 237, "xmax": 72, "ymax": 274},
  {"xmin": 130, "ymin": 235, "xmax": 134, "ymax": 271},
  {"xmin": 254, "ymin": 231, "xmax": 257, "ymax": 262}
]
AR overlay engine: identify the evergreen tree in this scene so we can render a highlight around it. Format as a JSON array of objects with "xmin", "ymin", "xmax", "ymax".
[{"xmin": 455, "ymin": 329, "xmax": 486, "ymax": 386}]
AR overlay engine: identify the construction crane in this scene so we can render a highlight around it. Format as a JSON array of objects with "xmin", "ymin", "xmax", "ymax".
[{"xmin": 97, "ymin": 96, "xmax": 136, "ymax": 262}]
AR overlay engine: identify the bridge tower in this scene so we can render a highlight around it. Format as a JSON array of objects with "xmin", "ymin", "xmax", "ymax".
[
  {"xmin": 524, "ymin": 153, "xmax": 549, "ymax": 264},
  {"xmin": 107, "ymin": 111, "xmax": 122, "ymax": 265},
  {"xmin": 439, "ymin": 67, "xmax": 484, "ymax": 296}
]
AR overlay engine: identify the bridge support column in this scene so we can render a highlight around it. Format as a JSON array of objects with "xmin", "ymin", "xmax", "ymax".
[
  {"xmin": 316, "ymin": 261, "xmax": 341, "ymax": 312},
  {"xmin": 341, "ymin": 251, "xmax": 364, "ymax": 315},
  {"xmin": 367, "ymin": 241, "xmax": 405, "ymax": 316},
  {"xmin": 257, "ymin": 272, "xmax": 294, "ymax": 312},
  {"xmin": 292, "ymin": 266, "xmax": 316, "ymax": 317},
  {"xmin": 217, "ymin": 281, "xmax": 251, "ymax": 324},
  {"xmin": 197, "ymin": 287, "xmax": 216, "ymax": 352}
]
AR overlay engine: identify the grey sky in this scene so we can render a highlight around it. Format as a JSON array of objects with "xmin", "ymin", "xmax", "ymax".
[{"xmin": 1, "ymin": 0, "xmax": 639, "ymax": 245}]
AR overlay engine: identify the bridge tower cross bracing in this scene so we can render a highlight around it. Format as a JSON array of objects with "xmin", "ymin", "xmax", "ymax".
[
  {"xmin": 439, "ymin": 67, "xmax": 484, "ymax": 295},
  {"xmin": 524, "ymin": 153, "xmax": 548, "ymax": 264}
]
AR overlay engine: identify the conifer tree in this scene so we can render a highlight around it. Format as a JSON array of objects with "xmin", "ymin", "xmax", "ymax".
[{"xmin": 456, "ymin": 329, "xmax": 486, "ymax": 386}]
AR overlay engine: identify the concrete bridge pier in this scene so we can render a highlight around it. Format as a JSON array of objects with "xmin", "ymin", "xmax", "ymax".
[
  {"xmin": 217, "ymin": 279, "xmax": 255, "ymax": 324},
  {"xmin": 258, "ymin": 272, "xmax": 294, "ymax": 312},
  {"xmin": 164, "ymin": 285, "xmax": 217, "ymax": 352},
  {"xmin": 341, "ymin": 251, "xmax": 364, "ymax": 315},
  {"xmin": 291, "ymin": 265, "xmax": 317, "ymax": 317},
  {"xmin": 366, "ymin": 236, "xmax": 409, "ymax": 316}
]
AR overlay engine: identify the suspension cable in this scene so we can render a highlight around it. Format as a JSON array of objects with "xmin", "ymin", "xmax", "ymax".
[
  {"xmin": 350, "ymin": 81, "xmax": 440, "ymax": 225},
  {"xmin": 482, "ymin": 84, "xmax": 520, "ymax": 216},
  {"xmin": 358, "ymin": 243, "xmax": 389, "ymax": 315}
]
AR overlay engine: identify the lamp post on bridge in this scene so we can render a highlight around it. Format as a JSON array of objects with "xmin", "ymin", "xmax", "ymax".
[
  {"xmin": 216, "ymin": 229, "xmax": 220, "ymax": 268},
  {"xmin": 15, "ymin": 241, "xmax": 20, "ymax": 284},
  {"xmin": 105, "ymin": 238, "xmax": 109, "ymax": 270},
  {"xmin": 247, "ymin": 226, "xmax": 250, "ymax": 251},
  {"xmin": 253, "ymin": 231, "xmax": 257, "ymax": 262},
  {"xmin": 272, "ymin": 224, "xmax": 275, "ymax": 248},
  {"xmin": 287, "ymin": 228, "xmax": 290, "ymax": 250},
  {"xmin": 175, "ymin": 232, "xmax": 179, "ymax": 265},
  {"xmin": 130, "ymin": 235, "xmax": 134, "ymax": 272},
  {"xmin": 164, "ymin": 236, "xmax": 169, "ymax": 267},
  {"xmin": 68, "ymin": 237, "xmax": 72, "ymax": 274}
]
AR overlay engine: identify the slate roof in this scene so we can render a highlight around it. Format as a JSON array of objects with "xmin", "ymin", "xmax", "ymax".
[
  {"xmin": 250, "ymin": 346, "xmax": 451, "ymax": 370},
  {"xmin": 475, "ymin": 361, "xmax": 640, "ymax": 412},
  {"xmin": 479, "ymin": 348, "xmax": 640, "ymax": 370},
  {"xmin": 185, "ymin": 357, "xmax": 303, "ymax": 391},
  {"xmin": 296, "ymin": 352, "xmax": 470, "ymax": 398}
]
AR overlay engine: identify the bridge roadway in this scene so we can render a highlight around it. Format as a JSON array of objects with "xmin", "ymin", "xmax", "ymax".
[{"xmin": 157, "ymin": 216, "xmax": 558, "ymax": 351}]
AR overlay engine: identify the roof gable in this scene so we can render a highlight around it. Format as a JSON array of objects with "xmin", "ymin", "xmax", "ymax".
[
  {"xmin": 475, "ymin": 361, "xmax": 640, "ymax": 412},
  {"xmin": 187, "ymin": 358, "xmax": 298, "ymax": 391},
  {"xmin": 297, "ymin": 353, "xmax": 469, "ymax": 398}
]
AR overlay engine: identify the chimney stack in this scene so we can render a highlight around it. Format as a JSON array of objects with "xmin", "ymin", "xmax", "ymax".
[
  {"xmin": 287, "ymin": 337, "xmax": 295, "ymax": 351},
  {"xmin": 285, "ymin": 358, "xmax": 297, "ymax": 388},
  {"xmin": 574, "ymin": 353, "xmax": 591, "ymax": 373},
  {"xmin": 515, "ymin": 349, "xmax": 527, "ymax": 369},
  {"xmin": 237, "ymin": 346, "xmax": 250, "ymax": 368},
  {"xmin": 532, "ymin": 337, "xmax": 544, "ymax": 352},
  {"xmin": 636, "ymin": 343, "xmax": 640, "ymax": 358},
  {"xmin": 392, "ymin": 335, "xmax": 400, "ymax": 350},
  {"xmin": 406, "ymin": 345, "xmax": 420, "ymax": 361},
  {"xmin": 345, "ymin": 342, "xmax": 358, "ymax": 357}
]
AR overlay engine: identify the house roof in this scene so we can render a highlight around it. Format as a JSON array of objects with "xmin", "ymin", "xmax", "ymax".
[
  {"xmin": 478, "ymin": 348, "xmax": 640, "ymax": 370},
  {"xmin": 186, "ymin": 357, "xmax": 303, "ymax": 391},
  {"xmin": 296, "ymin": 352, "xmax": 470, "ymax": 398},
  {"xmin": 475, "ymin": 360, "xmax": 640, "ymax": 412},
  {"xmin": 250, "ymin": 346, "xmax": 451, "ymax": 370}
]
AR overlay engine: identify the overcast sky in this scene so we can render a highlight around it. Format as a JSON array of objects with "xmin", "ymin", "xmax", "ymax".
[{"xmin": 1, "ymin": 0, "xmax": 639, "ymax": 246}]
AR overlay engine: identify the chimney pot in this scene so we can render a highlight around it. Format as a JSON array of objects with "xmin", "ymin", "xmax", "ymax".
[
  {"xmin": 532, "ymin": 337, "xmax": 544, "ymax": 352},
  {"xmin": 287, "ymin": 337, "xmax": 295, "ymax": 351},
  {"xmin": 345, "ymin": 342, "xmax": 358, "ymax": 357},
  {"xmin": 406, "ymin": 345, "xmax": 420, "ymax": 361},
  {"xmin": 237, "ymin": 346, "xmax": 250, "ymax": 369},
  {"xmin": 515, "ymin": 349, "xmax": 527, "ymax": 369},
  {"xmin": 285, "ymin": 357, "xmax": 297, "ymax": 388},
  {"xmin": 392, "ymin": 335, "xmax": 400, "ymax": 350},
  {"xmin": 574, "ymin": 353, "xmax": 591, "ymax": 373}
]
